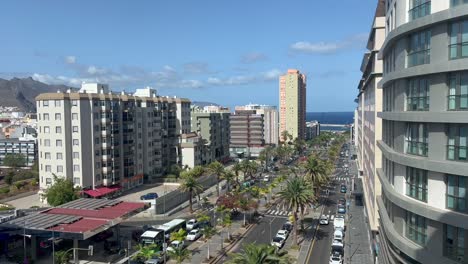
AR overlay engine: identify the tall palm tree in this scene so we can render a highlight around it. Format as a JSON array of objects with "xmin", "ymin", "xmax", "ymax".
[
  {"xmin": 133, "ymin": 244, "xmax": 160, "ymax": 262},
  {"xmin": 167, "ymin": 246, "xmax": 191, "ymax": 264},
  {"xmin": 232, "ymin": 162, "xmax": 242, "ymax": 185},
  {"xmin": 179, "ymin": 171, "xmax": 203, "ymax": 213},
  {"xmin": 191, "ymin": 165, "xmax": 205, "ymax": 178},
  {"xmin": 227, "ymin": 243, "xmax": 291, "ymax": 264},
  {"xmin": 200, "ymin": 226, "xmax": 217, "ymax": 260},
  {"xmin": 207, "ymin": 161, "xmax": 225, "ymax": 197},
  {"xmin": 222, "ymin": 170, "xmax": 236, "ymax": 192},
  {"xmin": 54, "ymin": 250, "xmax": 71, "ymax": 264},
  {"xmin": 277, "ymin": 177, "xmax": 315, "ymax": 245},
  {"xmin": 302, "ymin": 154, "xmax": 329, "ymax": 192}
]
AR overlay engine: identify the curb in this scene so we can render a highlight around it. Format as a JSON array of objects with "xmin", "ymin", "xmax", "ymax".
[{"xmin": 208, "ymin": 223, "xmax": 256, "ymax": 264}]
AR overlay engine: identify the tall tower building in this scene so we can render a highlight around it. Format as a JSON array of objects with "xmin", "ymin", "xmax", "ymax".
[{"xmin": 279, "ymin": 69, "xmax": 306, "ymax": 141}]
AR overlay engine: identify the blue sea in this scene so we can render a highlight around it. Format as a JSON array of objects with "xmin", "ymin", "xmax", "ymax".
[{"xmin": 307, "ymin": 112, "xmax": 353, "ymax": 131}]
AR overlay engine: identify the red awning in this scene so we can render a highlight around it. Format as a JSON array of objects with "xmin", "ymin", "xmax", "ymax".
[{"xmin": 83, "ymin": 186, "xmax": 121, "ymax": 198}]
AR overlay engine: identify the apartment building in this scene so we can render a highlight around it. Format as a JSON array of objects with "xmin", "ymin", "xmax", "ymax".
[
  {"xmin": 230, "ymin": 109, "xmax": 265, "ymax": 158},
  {"xmin": 191, "ymin": 105, "xmax": 230, "ymax": 164},
  {"xmin": 0, "ymin": 138, "xmax": 36, "ymax": 167},
  {"xmin": 235, "ymin": 104, "xmax": 278, "ymax": 146},
  {"xmin": 305, "ymin": 121, "xmax": 320, "ymax": 140},
  {"xmin": 180, "ymin": 132, "xmax": 204, "ymax": 169},
  {"xmin": 35, "ymin": 83, "xmax": 190, "ymax": 196},
  {"xmin": 378, "ymin": 1, "xmax": 468, "ymax": 263},
  {"xmin": 355, "ymin": 0, "xmax": 385, "ymax": 237},
  {"xmin": 279, "ymin": 69, "xmax": 306, "ymax": 141}
]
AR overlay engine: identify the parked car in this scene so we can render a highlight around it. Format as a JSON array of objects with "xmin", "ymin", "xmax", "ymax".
[
  {"xmin": 271, "ymin": 236, "xmax": 285, "ymax": 248},
  {"xmin": 276, "ymin": 229, "xmax": 289, "ymax": 240},
  {"xmin": 186, "ymin": 219, "xmax": 198, "ymax": 230},
  {"xmin": 145, "ymin": 256, "xmax": 163, "ymax": 264},
  {"xmin": 104, "ymin": 240, "xmax": 121, "ymax": 254},
  {"xmin": 337, "ymin": 205, "xmax": 346, "ymax": 214},
  {"xmin": 340, "ymin": 185, "xmax": 347, "ymax": 193},
  {"xmin": 282, "ymin": 221, "xmax": 293, "ymax": 232},
  {"xmin": 329, "ymin": 251, "xmax": 343, "ymax": 264},
  {"xmin": 166, "ymin": 240, "xmax": 184, "ymax": 252},
  {"xmin": 263, "ymin": 175, "xmax": 270, "ymax": 182},
  {"xmin": 334, "ymin": 216, "xmax": 345, "ymax": 230},
  {"xmin": 140, "ymin": 193, "xmax": 158, "ymax": 200},
  {"xmin": 331, "ymin": 239, "xmax": 344, "ymax": 249},
  {"xmin": 186, "ymin": 229, "xmax": 201, "ymax": 241},
  {"xmin": 319, "ymin": 215, "xmax": 329, "ymax": 225},
  {"xmin": 333, "ymin": 229, "xmax": 344, "ymax": 243},
  {"xmin": 92, "ymin": 229, "xmax": 113, "ymax": 242},
  {"xmin": 337, "ymin": 198, "xmax": 346, "ymax": 206}
]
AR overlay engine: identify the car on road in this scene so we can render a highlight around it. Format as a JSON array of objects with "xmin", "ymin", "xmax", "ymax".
[
  {"xmin": 140, "ymin": 192, "xmax": 158, "ymax": 200},
  {"xmin": 331, "ymin": 239, "xmax": 344, "ymax": 249},
  {"xmin": 340, "ymin": 185, "xmax": 347, "ymax": 193},
  {"xmin": 329, "ymin": 251, "xmax": 343, "ymax": 264},
  {"xmin": 282, "ymin": 221, "xmax": 293, "ymax": 232},
  {"xmin": 337, "ymin": 205, "xmax": 346, "ymax": 214},
  {"xmin": 263, "ymin": 175, "xmax": 270, "ymax": 182},
  {"xmin": 334, "ymin": 216, "xmax": 345, "ymax": 230},
  {"xmin": 319, "ymin": 215, "xmax": 329, "ymax": 225},
  {"xmin": 271, "ymin": 236, "xmax": 285, "ymax": 248},
  {"xmin": 186, "ymin": 229, "xmax": 201, "ymax": 241},
  {"xmin": 276, "ymin": 229, "xmax": 289, "ymax": 240},
  {"xmin": 338, "ymin": 198, "xmax": 346, "ymax": 206},
  {"xmin": 145, "ymin": 256, "xmax": 163, "ymax": 264},
  {"xmin": 333, "ymin": 229, "xmax": 344, "ymax": 243},
  {"xmin": 166, "ymin": 240, "xmax": 185, "ymax": 252},
  {"xmin": 186, "ymin": 219, "xmax": 198, "ymax": 230}
]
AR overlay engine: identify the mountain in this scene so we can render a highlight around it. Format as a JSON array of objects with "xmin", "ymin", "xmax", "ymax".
[
  {"xmin": 0, "ymin": 77, "xmax": 72, "ymax": 112},
  {"xmin": 192, "ymin": 101, "xmax": 219, "ymax": 108}
]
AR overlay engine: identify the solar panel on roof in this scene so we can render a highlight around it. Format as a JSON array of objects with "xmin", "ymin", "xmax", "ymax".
[{"xmin": 8, "ymin": 213, "xmax": 82, "ymax": 230}]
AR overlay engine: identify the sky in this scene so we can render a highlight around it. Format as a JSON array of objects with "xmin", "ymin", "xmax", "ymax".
[{"xmin": 0, "ymin": 0, "xmax": 378, "ymax": 112}]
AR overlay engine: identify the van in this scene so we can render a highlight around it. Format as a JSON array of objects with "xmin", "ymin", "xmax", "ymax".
[{"xmin": 333, "ymin": 229, "xmax": 344, "ymax": 242}]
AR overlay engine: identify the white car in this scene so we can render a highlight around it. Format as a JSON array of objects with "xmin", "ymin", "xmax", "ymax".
[
  {"xmin": 270, "ymin": 236, "xmax": 285, "ymax": 248},
  {"xmin": 186, "ymin": 229, "xmax": 201, "ymax": 241},
  {"xmin": 166, "ymin": 240, "xmax": 184, "ymax": 252},
  {"xmin": 333, "ymin": 216, "xmax": 345, "ymax": 230},
  {"xmin": 331, "ymin": 239, "xmax": 344, "ymax": 248},
  {"xmin": 276, "ymin": 229, "xmax": 289, "ymax": 240},
  {"xmin": 263, "ymin": 175, "xmax": 270, "ymax": 182},
  {"xmin": 186, "ymin": 219, "xmax": 198, "ymax": 230},
  {"xmin": 319, "ymin": 215, "xmax": 329, "ymax": 225},
  {"xmin": 329, "ymin": 252, "xmax": 343, "ymax": 264},
  {"xmin": 333, "ymin": 229, "xmax": 344, "ymax": 243}
]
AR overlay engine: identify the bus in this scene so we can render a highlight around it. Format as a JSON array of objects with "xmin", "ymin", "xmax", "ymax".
[{"xmin": 140, "ymin": 218, "xmax": 186, "ymax": 245}]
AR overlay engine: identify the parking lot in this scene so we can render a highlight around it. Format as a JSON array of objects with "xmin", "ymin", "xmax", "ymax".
[{"xmin": 117, "ymin": 183, "xmax": 179, "ymax": 203}]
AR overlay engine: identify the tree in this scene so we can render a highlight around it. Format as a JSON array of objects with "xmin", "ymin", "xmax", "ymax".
[
  {"xmin": 222, "ymin": 170, "xmax": 236, "ymax": 192},
  {"xmin": 200, "ymin": 226, "xmax": 217, "ymax": 260},
  {"xmin": 240, "ymin": 160, "xmax": 257, "ymax": 180},
  {"xmin": 167, "ymin": 246, "xmax": 191, "ymax": 264},
  {"xmin": 179, "ymin": 171, "xmax": 203, "ymax": 213},
  {"xmin": 232, "ymin": 162, "xmax": 242, "ymax": 185},
  {"xmin": 237, "ymin": 195, "xmax": 257, "ymax": 226},
  {"xmin": 277, "ymin": 177, "xmax": 315, "ymax": 245},
  {"xmin": 3, "ymin": 153, "xmax": 26, "ymax": 168},
  {"xmin": 169, "ymin": 164, "xmax": 183, "ymax": 179},
  {"xmin": 196, "ymin": 212, "xmax": 211, "ymax": 224},
  {"xmin": 302, "ymin": 154, "xmax": 329, "ymax": 192},
  {"xmin": 191, "ymin": 165, "xmax": 205, "ymax": 178},
  {"xmin": 133, "ymin": 244, "xmax": 161, "ymax": 262},
  {"xmin": 206, "ymin": 161, "xmax": 225, "ymax": 197},
  {"xmin": 227, "ymin": 243, "xmax": 291, "ymax": 264},
  {"xmin": 43, "ymin": 175, "xmax": 78, "ymax": 206},
  {"xmin": 170, "ymin": 228, "xmax": 187, "ymax": 242},
  {"xmin": 4, "ymin": 171, "xmax": 14, "ymax": 185},
  {"xmin": 54, "ymin": 250, "xmax": 71, "ymax": 264}
]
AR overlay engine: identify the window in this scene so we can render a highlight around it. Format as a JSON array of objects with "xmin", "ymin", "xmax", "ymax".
[
  {"xmin": 449, "ymin": 72, "xmax": 468, "ymax": 110},
  {"xmin": 73, "ymin": 165, "xmax": 80, "ymax": 172},
  {"xmin": 73, "ymin": 139, "xmax": 79, "ymax": 146},
  {"xmin": 55, "ymin": 126, "xmax": 62, "ymax": 134},
  {"xmin": 54, "ymin": 100, "xmax": 61, "ymax": 107},
  {"xmin": 406, "ymin": 78, "xmax": 429, "ymax": 111},
  {"xmin": 45, "ymin": 165, "xmax": 51, "ymax": 172},
  {"xmin": 447, "ymin": 175, "xmax": 467, "ymax": 212},
  {"xmin": 73, "ymin": 152, "xmax": 79, "ymax": 159},
  {"xmin": 43, "ymin": 113, "xmax": 49, "ymax": 120},
  {"xmin": 55, "ymin": 113, "xmax": 61, "ymax": 120},
  {"xmin": 95, "ymin": 138, "xmax": 100, "ymax": 144},
  {"xmin": 406, "ymin": 167, "xmax": 428, "ymax": 202},
  {"xmin": 56, "ymin": 153, "xmax": 63, "ymax": 160},
  {"xmin": 56, "ymin": 140, "xmax": 62, "ymax": 147},
  {"xmin": 44, "ymin": 139, "xmax": 50, "ymax": 147},
  {"xmin": 72, "ymin": 100, "xmax": 78, "ymax": 106},
  {"xmin": 452, "ymin": 0, "xmax": 468, "ymax": 7},
  {"xmin": 73, "ymin": 177, "xmax": 80, "ymax": 185},
  {"xmin": 408, "ymin": 30, "xmax": 431, "ymax": 67},
  {"xmin": 448, "ymin": 124, "xmax": 468, "ymax": 161},
  {"xmin": 73, "ymin": 126, "xmax": 79, "ymax": 133},
  {"xmin": 405, "ymin": 123, "xmax": 428, "ymax": 156},
  {"xmin": 43, "ymin": 100, "xmax": 49, "ymax": 107},
  {"xmin": 445, "ymin": 224, "xmax": 465, "ymax": 262},
  {"xmin": 450, "ymin": 21, "xmax": 468, "ymax": 59},
  {"xmin": 44, "ymin": 152, "xmax": 51, "ymax": 159},
  {"xmin": 46, "ymin": 178, "xmax": 52, "ymax": 185},
  {"xmin": 72, "ymin": 113, "xmax": 78, "ymax": 120},
  {"xmin": 57, "ymin": 165, "xmax": 63, "ymax": 173},
  {"xmin": 406, "ymin": 211, "xmax": 427, "ymax": 245},
  {"xmin": 409, "ymin": 0, "xmax": 430, "ymax": 21}
]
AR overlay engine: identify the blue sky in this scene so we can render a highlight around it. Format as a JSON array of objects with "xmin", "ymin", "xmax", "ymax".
[{"xmin": 1, "ymin": 0, "xmax": 377, "ymax": 112}]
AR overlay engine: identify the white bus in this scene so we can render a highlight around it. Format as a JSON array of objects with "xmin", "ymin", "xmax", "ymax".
[
  {"xmin": 140, "ymin": 230, "xmax": 164, "ymax": 246},
  {"xmin": 140, "ymin": 218, "xmax": 186, "ymax": 244},
  {"xmin": 156, "ymin": 218, "xmax": 187, "ymax": 239}
]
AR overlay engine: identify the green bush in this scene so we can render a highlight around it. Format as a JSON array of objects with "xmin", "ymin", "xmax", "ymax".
[
  {"xmin": 15, "ymin": 182, "xmax": 24, "ymax": 190},
  {"xmin": 0, "ymin": 186, "xmax": 10, "ymax": 194}
]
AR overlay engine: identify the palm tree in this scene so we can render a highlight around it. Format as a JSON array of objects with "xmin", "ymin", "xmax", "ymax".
[
  {"xmin": 54, "ymin": 250, "xmax": 71, "ymax": 264},
  {"xmin": 302, "ymin": 154, "xmax": 329, "ymax": 192},
  {"xmin": 237, "ymin": 195, "xmax": 256, "ymax": 226},
  {"xmin": 207, "ymin": 161, "xmax": 225, "ymax": 197},
  {"xmin": 167, "ymin": 246, "xmax": 191, "ymax": 264},
  {"xmin": 179, "ymin": 171, "xmax": 203, "ymax": 213},
  {"xmin": 133, "ymin": 244, "xmax": 160, "ymax": 262},
  {"xmin": 227, "ymin": 243, "xmax": 291, "ymax": 264},
  {"xmin": 191, "ymin": 165, "xmax": 205, "ymax": 178},
  {"xmin": 277, "ymin": 177, "xmax": 315, "ymax": 245},
  {"xmin": 200, "ymin": 226, "xmax": 217, "ymax": 260},
  {"xmin": 232, "ymin": 162, "xmax": 243, "ymax": 185},
  {"xmin": 222, "ymin": 170, "xmax": 236, "ymax": 192},
  {"xmin": 170, "ymin": 228, "xmax": 187, "ymax": 242}
]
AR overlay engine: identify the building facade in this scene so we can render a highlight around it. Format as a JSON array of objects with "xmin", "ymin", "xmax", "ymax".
[
  {"xmin": 235, "ymin": 104, "xmax": 278, "ymax": 146},
  {"xmin": 305, "ymin": 121, "xmax": 320, "ymax": 140},
  {"xmin": 191, "ymin": 106, "xmax": 231, "ymax": 164},
  {"xmin": 230, "ymin": 109, "xmax": 265, "ymax": 158},
  {"xmin": 355, "ymin": 0, "xmax": 385, "ymax": 236},
  {"xmin": 36, "ymin": 83, "xmax": 190, "ymax": 194},
  {"xmin": 0, "ymin": 139, "xmax": 36, "ymax": 167},
  {"xmin": 378, "ymin": 1, "xmax": 468, "ymax": 263},
  {"xmin": 279, "ymin": 69, "xmax": 306, "ymax": 141},
  {"xmin": 180, "ymin": 132, "xmax": 204, "ymax": 169}
]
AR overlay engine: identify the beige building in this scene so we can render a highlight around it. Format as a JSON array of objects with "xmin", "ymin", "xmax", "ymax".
[
  {"xmin": 355, "ymin": 0, "xmax": 385, "ymax": 235},
  {"xmin": 180, "ymin": 132, "xmax": 204, "ymax": 169},
  {"xmin": 230, "ymin": 109, "xmax": 264, "ymax": 158},
  {"xmin": 36, "ymin": 83, "xmax": 190, "ymax": 195},
  {"xmin": 279, "ymin": 69, "xmax": 306, "ymax": 141},
  {"xmin": 235, "ymin": 104, "xmax": 278, "ymax": 146}
]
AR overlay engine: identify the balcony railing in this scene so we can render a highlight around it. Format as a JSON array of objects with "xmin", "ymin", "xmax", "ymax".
[
  {"xmin": 406, "ymin": 140, "xmax": 428, "ymax": 156},
  {"xmin": 408, "ymin": 1, "xmax": 430, "ymax": 21},
  {"xmin": 407, "ymin": 49, "xmax": 430, "ymax": 67},
  {"xmin": 448, "ymin": 95, "xmax": 468, "ymax": 111},
  {"xmin": 406, "ymin": 96, "xmax": 429, "ymax": 111},
  {"xmin": 447, "ymin": 145, "xmax": 468, "ymax": 161}
]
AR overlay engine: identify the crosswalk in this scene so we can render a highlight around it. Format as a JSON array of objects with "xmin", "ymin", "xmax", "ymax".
[
  {"xmin": 264, "ymin": 209, "xmax": 292, "ymax": 216},
  {"xmin": 333, "ymin": 177, "xmax": 348, "ymax": 181}
]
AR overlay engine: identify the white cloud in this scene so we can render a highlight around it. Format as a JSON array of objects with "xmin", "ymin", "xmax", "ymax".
[
  {"xmin": 64, "ymin": 56, "xmax": 76, "ymax": 64},
  {"xmin": 183, "ymin": 62, "xmax": 211, "ymax": 74},
  {"xmin": 241, "ymin": 52, "xmax": 268, "ymax": 64},
  {"xmin": 262, "ymin": 69, "xmax": 282, "ymax": 81},
  {"xmin": 290, "ymin": 33, "xmax": 368, "ymax": 54},
  {"xmin": 87, "ymin": 65, "xmax": 107, "ymax": 75}
]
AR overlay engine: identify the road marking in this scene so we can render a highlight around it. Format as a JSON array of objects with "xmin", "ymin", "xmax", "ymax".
[{"xmin": 331, "ymin": 215, "xmax": 335, "ymax": 220}]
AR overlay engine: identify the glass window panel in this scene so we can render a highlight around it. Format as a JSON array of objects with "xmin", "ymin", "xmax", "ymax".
[
  {"xmin": 450, "ymin": 45, "xmax": 458, "ymax": 59},
  {"xmin": 452, "ymin": 24, "xmax": 460, "ymax": 45},
  {"xmin": 463, "ymin": 21, "xmax": 468, "ymax": 43},
  {"xmin": 448, "ymin": 176, "xmax": 456, "ymax": 195},
  {"xmin": 448, "ymin": 196, "xmax": 455, "ymax": 208},
  {"xmin": 459, "ymin": 177, "xmax": 466, "ymax": 197}
]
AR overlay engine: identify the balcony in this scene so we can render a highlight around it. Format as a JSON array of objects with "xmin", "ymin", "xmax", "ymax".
[
  {"xmin": 447, "ymin": 145, "xmax": 467, "ymax": 161},
  {"xmin": 406, "ymin": 140, "xmax": 428, "ymax": 157}
]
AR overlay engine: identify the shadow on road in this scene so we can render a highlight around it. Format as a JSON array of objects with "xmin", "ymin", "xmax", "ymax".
[{"xmin": 315, "ymin": 228, "xmax": 329, "ymax": 241}]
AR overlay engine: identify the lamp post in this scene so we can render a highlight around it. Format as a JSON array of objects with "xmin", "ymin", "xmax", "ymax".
[{"xmin": 23, "ymin": 219, "xmax": 27, "ymax": 264}]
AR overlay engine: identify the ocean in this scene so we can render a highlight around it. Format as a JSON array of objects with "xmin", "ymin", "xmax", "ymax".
[{"xmin": 306, "ymin": 112, "xmax": 353, "ymax": 132}]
